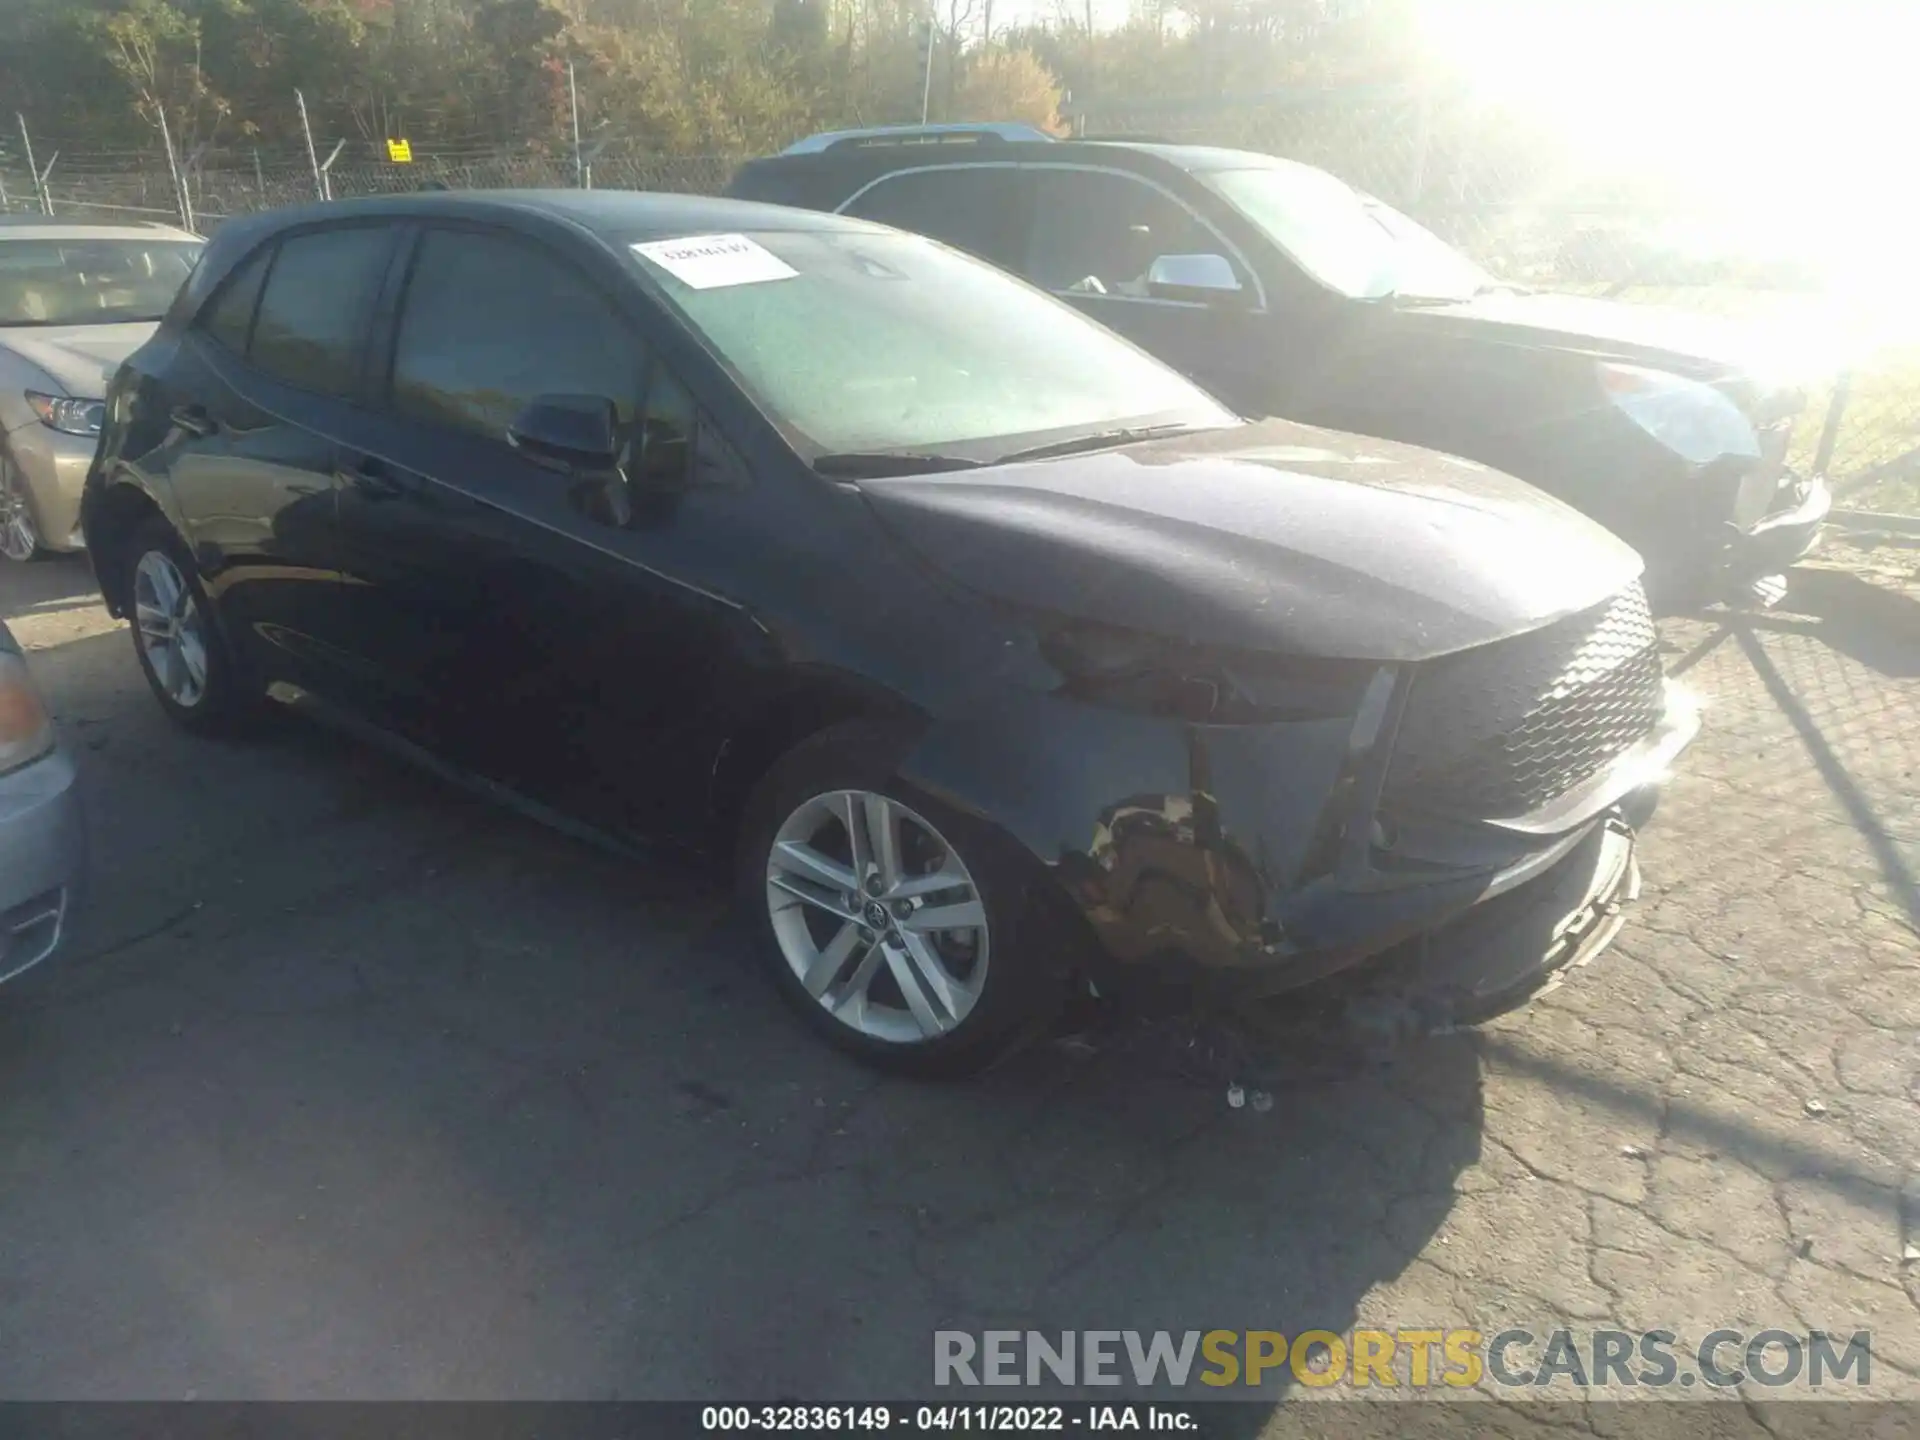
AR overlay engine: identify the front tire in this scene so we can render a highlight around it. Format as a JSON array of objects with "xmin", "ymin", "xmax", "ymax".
[
  {"xmin": 738, "ymin": 722, "xmax": 1072, "ymax": 1078},
  {"xmin": 123, "ymin": 517, "xmax": 257, "ymax": 735},
  {"xmin": 0, "ymin": 449, "xmax": 45, "ymax": 562}
]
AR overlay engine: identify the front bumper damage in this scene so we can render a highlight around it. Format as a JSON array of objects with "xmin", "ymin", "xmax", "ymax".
[
  {"xmin": 1348, "ymin": 812, "xmax": 1639, "ymax": 1030},
  {"xmin": 902, "ymin": 663, "xmax": 1698, "ymax": 1025},
  {"xmin": 1725, "ymin": 468, "xmax": 1831, "ymax": 592}
]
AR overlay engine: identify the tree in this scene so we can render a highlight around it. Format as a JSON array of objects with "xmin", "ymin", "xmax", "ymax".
[
  {"xmin": 951, "ymin": 46, "xmax": 1064, "ymax": 132},
  {"xmin": 83, "ymin": 0, "xmax": 240, "ymax": 155}
]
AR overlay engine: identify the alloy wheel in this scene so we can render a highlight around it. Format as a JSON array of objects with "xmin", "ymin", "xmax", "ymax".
[
  {"xmin": 0, "ymin": 461, "xmax": 38, "ymax": 562},
  {"xmin": 132, "ymin": 549, "xmax": 211, "ymax": 709},
  {"xmin": 765, "ymin": 789, "xmax": 990, "ymax": 1044}
]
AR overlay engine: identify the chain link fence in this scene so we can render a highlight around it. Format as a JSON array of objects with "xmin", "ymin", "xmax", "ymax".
[{"xmin": 1, "ymin": 89, "xmax": 1915, "ymax": 532}]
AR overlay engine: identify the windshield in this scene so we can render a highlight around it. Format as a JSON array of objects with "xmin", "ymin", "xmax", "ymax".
[
  {"xmin": 628, "ymin": 228, "xmax": 1234, "ymax": 457},
  {"xmin": 1203, "ymin": 165, "xmax": 1495, "ymax": 303},
  {"xmin": 0, "ymin": 238, "xmax": 201, "ymax": 327}
]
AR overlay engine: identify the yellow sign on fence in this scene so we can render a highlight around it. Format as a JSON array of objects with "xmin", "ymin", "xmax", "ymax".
[{"xmin": 386, "ymin": 138, "xmax": 413, "ymax": 163}]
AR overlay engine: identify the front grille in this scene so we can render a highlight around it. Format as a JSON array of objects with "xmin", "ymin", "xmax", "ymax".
[{"xmin": 1383, "ymin": 583, "xmax": 1665, "ymax": 819}]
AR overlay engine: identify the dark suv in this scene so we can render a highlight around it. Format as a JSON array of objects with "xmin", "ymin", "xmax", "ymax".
[{"xmin": 729, "ymin": 126, "xmax": 1830, "ymax": 606}]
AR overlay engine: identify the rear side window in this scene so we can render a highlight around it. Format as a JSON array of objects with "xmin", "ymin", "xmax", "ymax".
[
  {"xmin": 1025, "ymin": 169, "xmax": 1224, "ymax": 296},
  {"xmin": 841, "ymin": 168, "xmax": 1029, "ymax": 268},
  {"xmin": 198, "ymin": 248, "xmax": 271, "ymax": 355},
  {"xmin": 249, "ymin": 227, "xmax": 392, "ymax": 398},
  {"xmin": 389, "ymin": 228, "xmax": 644, "ymax": 443}
]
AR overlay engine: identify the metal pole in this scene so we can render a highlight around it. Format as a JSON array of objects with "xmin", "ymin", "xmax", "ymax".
[
  {"xmin": 16, "ymin": 115, "xmax": 47, "ymax": 214},
  {"xmin": 154, "ymin": 106, "xmax": 192, "ymax": 231},
  {"xmin": 1811, "ymin": 370, "xmax": 1852, "ymax": 478},
  {"xmin": 253, "ymin": 147, "xmax": 265, "ymax": 198},
  {"xmin": 318, "ymin": 139, "xmax": 344, "ymax": 202},
  {"xmin": 296, "ymin": 89, "xmax": 325, "ymax": 201},
  {"xmin": 569, "ymin": 61, "xmax": 585, "ymax": 189},
  {"xmin": 920, "ymin": 21, "xmax": 935, "ymax": 125}
]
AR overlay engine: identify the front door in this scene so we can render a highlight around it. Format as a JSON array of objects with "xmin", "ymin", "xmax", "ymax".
[{"xmin": 330, "ymin": 223, "xmax": 735, "ymax": 841}]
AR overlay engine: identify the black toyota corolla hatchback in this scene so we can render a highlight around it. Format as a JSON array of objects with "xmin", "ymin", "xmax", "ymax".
[{"xmin": 83, "ymin": 192, "xmax": 1696, "ymax": 1075}]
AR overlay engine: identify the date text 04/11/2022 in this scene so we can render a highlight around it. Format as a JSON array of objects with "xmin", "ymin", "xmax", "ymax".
[{"xmin": 699, "ymin": 1405, "xmax": 1196, "ymax": 1431}]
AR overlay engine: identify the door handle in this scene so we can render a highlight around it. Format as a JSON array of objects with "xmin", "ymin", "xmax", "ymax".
[
  {"xmin": 341, "ymin": 455, "xmax": 403, "ymax": 501},
  {"xmin": 170, "ymin": 404, "xmax": 218, "ymax": 438}
]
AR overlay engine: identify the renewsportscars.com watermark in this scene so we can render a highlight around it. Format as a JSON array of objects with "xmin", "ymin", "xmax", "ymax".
[{"xmin": 934, "ymin": 1329, "xmax": 1874, "ymax": 1391}]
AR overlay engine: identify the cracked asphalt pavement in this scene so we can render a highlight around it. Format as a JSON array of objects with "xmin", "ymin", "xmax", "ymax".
[{"xmin": 0, "ymin": 554, "xmax": 1915, "ymax": 1414}]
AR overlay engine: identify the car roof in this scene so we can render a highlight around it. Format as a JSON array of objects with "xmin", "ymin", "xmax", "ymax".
[
  {"xmin": 245, "ymin": 190, "xmax": 871, "ymax": 243},
  {"xmin": 0, "ymin": 216, "xmax": 202, "ymax": 243},
  {"xmin": 745, "ymin": 137, "xmax": 1283, "ymax": 174},
  {"xmin": 1079, "ymin": 142, "xmax": 1290, "ymax": 173}
]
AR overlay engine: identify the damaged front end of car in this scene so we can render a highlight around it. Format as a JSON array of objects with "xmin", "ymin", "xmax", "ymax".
[
  {"xmin": 900, "ymin": 579, "xmax": 1697, "ymax": 1030},
  {"xmin": 867, "ymin": 422, "xmax": 1700, "ymax": 1029}
]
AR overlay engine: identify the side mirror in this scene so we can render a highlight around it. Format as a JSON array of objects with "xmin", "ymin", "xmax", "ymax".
[
  {"xmin": 507, "ymin": 394, "xmax": 620, "ymax": 470},
  {"xmin": 1146, "ymin": 253, "xmax": 1245, "ymax": 306}
]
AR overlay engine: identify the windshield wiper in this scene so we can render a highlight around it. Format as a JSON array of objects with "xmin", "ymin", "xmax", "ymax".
[
  {"xmin": 994, "ymin": 423, "xmax": 1211, "ymax": 465},
  {"xmin": 811, "ymin": 451, "xmax": 987, "ymax": 477}
]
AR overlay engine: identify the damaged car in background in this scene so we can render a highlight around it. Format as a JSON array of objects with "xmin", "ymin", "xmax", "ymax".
[
  {"xmin": 85, "ymin": 192, "xmax": 1695, "ymax": 1076},
  {"xmin": 729, "ymin": 127, "xmax": 1829, "ymax": 609}
]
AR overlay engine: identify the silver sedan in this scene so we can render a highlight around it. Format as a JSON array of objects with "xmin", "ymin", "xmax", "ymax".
[
  {"xmin": 0, "ymin": 619, "xmax": 83, "ymax": 983},
  {"xmin": 0, "ymin": 218, "xmax": 202, "ymax": 562}
]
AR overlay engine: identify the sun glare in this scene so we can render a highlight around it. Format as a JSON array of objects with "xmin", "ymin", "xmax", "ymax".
[{"xmin": 1416, "ymin": 0, "xmax": 1920, "ymax": 363}]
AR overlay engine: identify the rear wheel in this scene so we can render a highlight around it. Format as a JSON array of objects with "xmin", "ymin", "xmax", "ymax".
[
  {"xmin": 123, "ymin": 518, "xmax": 258, "ymax": 735},
  {"xmin": 739, "ymin": 723, "xmax": 1071, "ymax": 1077}
]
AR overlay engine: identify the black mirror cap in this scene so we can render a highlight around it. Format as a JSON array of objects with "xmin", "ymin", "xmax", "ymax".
[{"xmin": 508, "ymin": 394, "xmax": 620, "ymax": 469}]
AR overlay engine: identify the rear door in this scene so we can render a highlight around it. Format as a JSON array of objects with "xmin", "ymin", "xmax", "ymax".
[{"xmin": 159, "ymin": 222, "xmax": 398, "ymax": 697}]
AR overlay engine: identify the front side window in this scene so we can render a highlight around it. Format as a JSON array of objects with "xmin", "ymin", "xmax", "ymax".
[
  {"xmin": 842, "ymin": 168, "xmax": 1029, "ymax": 268},
  {"xmin": 390, "ymin": 229, "xmax": 644, "ymax": 442},
  {"xmin": 1025, "ymin": 170, "xmax": 1224, "ymax": 297},
  {"xmin": 629, "ymin": 227, "xmax": 1234, "ymax": 459},
  {"xmin": 250, "ymin": 227, "xmax": 392, "ymax": 398},
  {"xmin": 0, "ymin": 237, "xmax": 201, "ymax": 328}
]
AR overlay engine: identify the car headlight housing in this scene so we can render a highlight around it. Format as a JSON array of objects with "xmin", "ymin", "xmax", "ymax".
[
  {"xmin": 0, "ymin": 649, "xmax": 55, "ymax": 776},
  {"xmin": 1598, "ymin": 363, "xmax": 1758, "ymax": 466},
  {"xmin": 1041, "ymin": 618, "xmax": 1379, "ymax": 724},
  {"xmin": 25, "ymin": 391, "xmax": 106, "ymax": 438}
]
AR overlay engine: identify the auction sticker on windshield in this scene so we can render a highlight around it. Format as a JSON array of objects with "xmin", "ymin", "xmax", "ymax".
[{"xmin": 632, "ymin": 234, "xmax": 797, "ymax": 289}]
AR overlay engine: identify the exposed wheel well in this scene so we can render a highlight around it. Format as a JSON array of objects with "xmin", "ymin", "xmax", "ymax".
[
  {"xmin": 706, "ymin": 681, "xmax": 924, "ymax": 850},
  {"xmin": 87, "ymin": 483, "xmax": 165, "ymax": 617}
]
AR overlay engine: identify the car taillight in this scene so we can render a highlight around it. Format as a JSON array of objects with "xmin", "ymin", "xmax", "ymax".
[{"xmin": 0, "ymin": 650, "xmax": 55, "ymax": 776}]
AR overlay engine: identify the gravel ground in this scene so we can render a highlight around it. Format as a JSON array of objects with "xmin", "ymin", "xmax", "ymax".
[{"xmin": 0, "ymin": 555, "xmax": 1914, "ymax": 1419}]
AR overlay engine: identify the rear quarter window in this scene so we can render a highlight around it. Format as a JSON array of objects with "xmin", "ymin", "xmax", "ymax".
[
  {"xmin": 840, "ymin": 167, "xmax": 1030, "ymax": 269},
  {"xmin": 248, "ymin": 226, "xmax": 393, "ymax": 399},
  {"xmin": 197, "ymin": 248, "xmax": 272, "ymax": 356}
]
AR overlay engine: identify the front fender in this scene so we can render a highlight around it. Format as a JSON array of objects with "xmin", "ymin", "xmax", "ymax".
[{"xmin": 897, "ymin": 689, "xmax": 1357, "ymax": 978}]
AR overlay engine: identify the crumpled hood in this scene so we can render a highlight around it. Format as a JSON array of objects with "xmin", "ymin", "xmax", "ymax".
[
  {"xmin": 1400, "ymin": 291, "xmax": 1767, "ymax": 382},
  {"xmin": 858, "ymin": 419, "xmax": 1643, "ymax": 664},
  {"xmin": 1, "ymin": 322, "xmax": 156, "ymax": 398}
]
